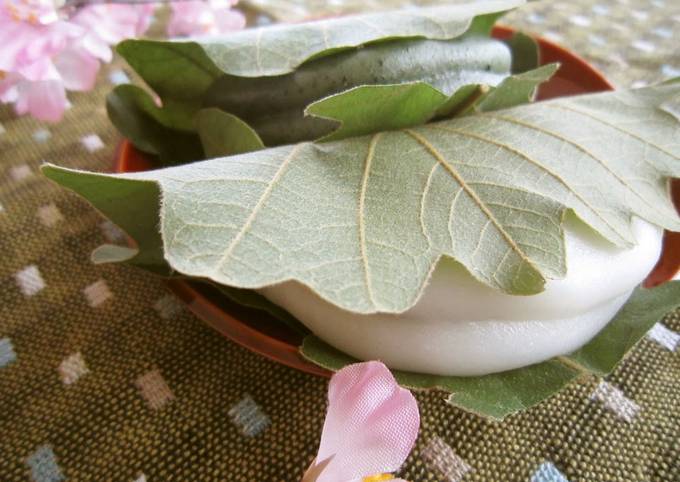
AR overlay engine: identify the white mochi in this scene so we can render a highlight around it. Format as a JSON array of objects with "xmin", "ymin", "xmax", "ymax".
[{"xmin": 259, "ymin": 216, "xmax": 663, "ymax": 376}]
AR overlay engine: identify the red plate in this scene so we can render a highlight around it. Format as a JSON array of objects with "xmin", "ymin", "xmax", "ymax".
[{"xmin": 115, "ymin": 27, "xmax": 678, "ymax": 377}]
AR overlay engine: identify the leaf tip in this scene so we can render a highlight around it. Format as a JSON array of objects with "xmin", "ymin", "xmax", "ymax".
[
  {"xmin": 91, "ymin": 244, "xmax": 138, "ymax": 265},
  {"xmin": 40, "ymin": 163, "xmax": 68, "ymax": 182},
  {"xmin": 115, "ymin": 38, "xmax": 137, "ymax": 58}
]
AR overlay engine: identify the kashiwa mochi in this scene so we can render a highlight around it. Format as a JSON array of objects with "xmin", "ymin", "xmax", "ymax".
[{"xmin": 260, "ymin": 216, "xmax": 663, "ymax": 376}]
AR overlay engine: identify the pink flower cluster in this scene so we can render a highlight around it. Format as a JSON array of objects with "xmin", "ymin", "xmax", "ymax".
[
  {"xmin": 0, "ymin": 0, "xmax": 245, "ymax": 122},
  {"xmin": 0, "ymin": 0, "xmax": 153, "ymax": 121}
]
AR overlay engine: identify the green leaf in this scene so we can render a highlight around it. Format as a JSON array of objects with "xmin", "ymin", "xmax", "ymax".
[
  {"xmin": 44, "ymin": 83, "xmax": 680, "ymax": 313},
  {"xmin": 504, "ymin": 32, "xmax": 540, "ymax": 74},
  {"xmin": 113, "ymin": 40, "xmax": 220, "ymax": 164},
  {"xmin": 41, "ymin": 165, "xmax": 170, "ymax": 275},
  {"xmin": 117, "ymin": 40, "xmax": 222, "ymax": 101},
  {"xmin": 41, "ymin": 164, "xmax": 300, "ymax": 331},
  {"xmin": 108, "ymin": 85, "xmax": 198, "ymax": 132},
  {"xmin": 301, "ymin": 282, "xmax": 680, "ymax": 419},
  {"xmin": 467, "ymin": 10, "xmax": 512, "ymax": 36},
  {"xmin": 106, "ymin": 85, "xmax": 204, "ymax": 166},
  {"xmin": 306, "ymin": 83, "xmax": 448, "ymax": 142},
  {"xmin": 204, "ymin": 35, "xmax": 514, "ymax": 146},
  {"xmin": 40, "ymin": 167, "xmax": 300, "ymax": 330},
  {"xmin": 196, "ymin": 108, "xmax": 265, "ymax": 158},
  {"xmin": 305, "ymin": 64, "xmax": 557, "ymax": 142},
  {"xmin": 192, "ymin": 1, "xmax": 524, "ymax": 77},
  {"xmin": 91, "ymin": 244, "xmax": 138, "ymax": 264},
  {"xmin": 115, "ymin": 2, "xmax": 522, "ymax": 154},
  {"xmin": 474, "ymin": 63, "xmax": 558, "ymax": 112}
]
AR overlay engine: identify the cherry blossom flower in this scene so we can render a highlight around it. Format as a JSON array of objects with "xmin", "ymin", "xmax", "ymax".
[
  {"xmin": 167, "ymin": 0, "xmax": 245, "ymax": 38},
  {"xmin": 0, "ymin": 0, "xmax": 153, "ymax": 122},
  {"xmin": 69, "ymin": 3, "xmax": 156, "ymax": 63},
  {"xmin": 302, "ymin": 361, "xmax": 420, "ymax": 482}
]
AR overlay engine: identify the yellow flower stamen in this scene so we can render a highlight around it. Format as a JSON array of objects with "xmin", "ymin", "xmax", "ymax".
[
  {"xmin": 363, "ymin": 474, "xmax": 393, "ymax": 482},
  {"xmin": 4, "ymin": 0, "xmax": 62, "ymax": 24}
]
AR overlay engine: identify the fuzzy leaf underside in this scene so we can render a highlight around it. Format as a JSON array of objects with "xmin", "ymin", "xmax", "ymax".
[
  {"xmin": 181, "ymin": 0, "xmax": 525, "ymax": 78},
  {"xmin": 300, "ymin": 282, "xmax": 680, "ymax": 419},
  {"xmin": 116, "ymin": 1, "xmax": 523, "ymax": 102},
  {"xmin": 44, "ymin": 84, "xmax": 680, "ymax": 314},
  {"xmin": 41, "ymin": 166, "xmax": 306, "ymax": 326}
]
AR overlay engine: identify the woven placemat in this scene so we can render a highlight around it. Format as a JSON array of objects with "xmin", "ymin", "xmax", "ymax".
[{"xmin": 1, "ymin": 1, "xmax": 679, "ymax": 480}]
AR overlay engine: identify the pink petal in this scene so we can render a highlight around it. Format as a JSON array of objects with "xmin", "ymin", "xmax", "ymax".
[
  {"xmin": 134, "ymin": 4, "xmax": 157, "ymax": 36},
  {"xmin": 54, "ymin": 48, "xmax": 100, "ymax": 91},
  {"xmin": 215, "ymin": 9, "xmax": 246, "ymax": 32},
  {"xmin": 0, "ymin": 74, "xmax": 19, "ymax": 102},
  {"xmin": 167, "ymin": 1, "xmax": 213, "ymax": 37},
  {"xmin": 80, "ymin": 35, "xmax": 113, "ymax": 63},
  {"xmin": 0, "ymin": 16, "xmax": 78, "ymax": 73},
  {"xmin": 167, "ymin": 0, "xmax": 244, "ymax": 37},
  {"xmin": 70, "ymin": 4, "xmax": 155, "ymax": 60},
  {"xmin": 14, "ymin": 79, "xmax": 68, "ymax": 122},
  {"xmin": 0, "ymin": 21, "xmax": 35, "ymax": 71},
  {"xmin": 314, "ymin": 361, "xmax": 419, "ymax": 482},
  {"xmin": 15, "ymin": 57, "xmax": 60, "ymax": 82}
]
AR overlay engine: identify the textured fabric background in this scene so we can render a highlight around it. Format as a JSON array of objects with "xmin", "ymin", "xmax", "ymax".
[{"xmin": 1, "ymin": 0, "xmax": 679, "ymax": 481}]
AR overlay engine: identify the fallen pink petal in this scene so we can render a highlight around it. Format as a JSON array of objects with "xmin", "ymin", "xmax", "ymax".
[{"xmin": 304, "ymin": 361, "xmax": 420, "ymax": 482}]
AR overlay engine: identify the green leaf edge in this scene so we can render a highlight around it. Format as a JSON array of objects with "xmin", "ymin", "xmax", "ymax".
[
  {"xmin": 41, "ymin": 163, "xmax": 302, "ymax": 328},
  {"xmin": 106, "ymin": 85, "xmax": 204, "ymax": 166},
  {"xmin": 504, "ymin": 31, "xmax": 540, "ymax": 74},
  {"xmin": 196, "ymin": 108, "xmax": 265, "ymax": 157},
  {"xmin": 304, "ymin": 63, "xmax": 558, "ymax": 142}
]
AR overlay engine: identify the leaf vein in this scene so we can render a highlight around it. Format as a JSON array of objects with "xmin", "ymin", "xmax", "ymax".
[
  {"xmin": 359, "ymin": 134, "xmax": 381, "ymax": 310},
  {"xmin": 485, "ymin": 113, "xmax": 665, "ymax": 221},
  {"xmin": 432, "ymin": 125, "xmax": 621, "ymax": 240},
  {"xmin": 447, "ymin": 186, "xmax": 464, "ymax": 249},
  {"xmin": 404, "ymin": 128, "xmax": 544, "ymax": 285},
  {"xmin": 546, "ymin": 103, "xmax": 680, "ymax": 162},
  {"xmin": 419, "ymin": 163, "xmax": 439, "ymax": 246},
  {"xmin": 212, "ymin": 144, "xmax": 302, "ymax": 277}
]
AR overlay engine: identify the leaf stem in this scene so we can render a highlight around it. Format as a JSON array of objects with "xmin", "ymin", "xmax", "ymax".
[
  {"xmin": 447, "ymin": 84, "xmax": 491, "ymax": 118},
  {"xmin": 555, "ymin": 355, "xmax": 589, "ymax": 375}
]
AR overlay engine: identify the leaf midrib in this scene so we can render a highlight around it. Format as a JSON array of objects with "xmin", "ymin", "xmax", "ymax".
[
  {"xmin": 359, "ymin": 134, "xmax": 382, "ymax": 310},
  {"xmin": 431, "ymin": 124, "xmax": 623, "ymax": 243},
  {"xmin": 212, "ymin": 145, "xmax": 303, "ymax": 277},
  {"xmin": 404, "ymin": 128, "xmax": 543, "ymax": 285}
]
